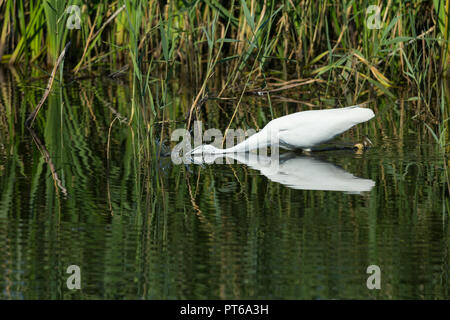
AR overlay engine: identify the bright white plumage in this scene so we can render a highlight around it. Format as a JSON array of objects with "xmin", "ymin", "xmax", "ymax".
[{"xmin": 190, "ymin": 105, "xmax": 374, "ymax": 154}]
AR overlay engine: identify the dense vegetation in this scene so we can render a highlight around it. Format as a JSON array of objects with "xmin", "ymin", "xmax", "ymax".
[
  {"xmin": 0, "ymin": 0, "xmax": 448, "ymax": 157},
  {"xmin": 0, "ymin": 2, "xmax": 449, "ymax": 299}
]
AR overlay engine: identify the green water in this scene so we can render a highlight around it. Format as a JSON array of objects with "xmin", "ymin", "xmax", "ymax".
[{"xmin": 0, "ymin": 68, "xmax": 448, "ymax": 299}]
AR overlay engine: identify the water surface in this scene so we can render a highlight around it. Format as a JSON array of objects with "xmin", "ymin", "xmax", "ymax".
[{"xmin": 0, "ymin": 68, "xmax": 448, "ymax": 299}]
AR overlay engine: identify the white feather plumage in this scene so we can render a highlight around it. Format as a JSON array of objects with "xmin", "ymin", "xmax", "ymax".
[{"xmin": 190, "ymin": 105, "xmax": 375, "ymax": 154}]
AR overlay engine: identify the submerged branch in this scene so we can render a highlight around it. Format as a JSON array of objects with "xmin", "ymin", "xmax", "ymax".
[
  {"xmin": 28, "ymin": 127, "xmax": 67, "ymax": 197},
  {"xmin": 25, "ymin": 42, "xmax": 71, "ymax": 128}
]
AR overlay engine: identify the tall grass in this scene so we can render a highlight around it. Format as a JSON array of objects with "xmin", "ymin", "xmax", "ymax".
[
  {"xmin": 0, "ymin": 0, "xmax": 448, "ymax": 153},
  {"xmin": 1, "ymin": 1, "xmax": 448, "ymax": 78}
]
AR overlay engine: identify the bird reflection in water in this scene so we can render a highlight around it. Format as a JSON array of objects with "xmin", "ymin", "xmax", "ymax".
[{"xmin": 191, "ymin": 152, "xmax": 375, "ymax": 194}]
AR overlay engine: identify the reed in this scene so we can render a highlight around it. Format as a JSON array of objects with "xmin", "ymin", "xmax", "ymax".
[{"xmin": 0, "ymin": 0, "xmax": 447, "ymax": 150}]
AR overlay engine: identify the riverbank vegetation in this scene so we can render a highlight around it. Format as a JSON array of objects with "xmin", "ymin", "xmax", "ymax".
[{"xmin": 0, "ymin": 0, "xmax": 448, "ymax": 168}]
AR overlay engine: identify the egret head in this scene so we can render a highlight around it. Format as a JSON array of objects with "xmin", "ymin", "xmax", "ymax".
[{"xmin": 188, "ymin": 144, "xmax": 219, "ymax": 156}]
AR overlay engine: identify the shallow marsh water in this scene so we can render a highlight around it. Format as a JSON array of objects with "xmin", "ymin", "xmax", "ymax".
[{"xmin": 0, "ymin": 68, "xmax": 448, "ymax": 299}]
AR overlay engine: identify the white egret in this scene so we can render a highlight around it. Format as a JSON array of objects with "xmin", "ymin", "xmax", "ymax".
[{"xmin": 189, "ymin": 105, "xmax": 374, "ymax": 155}]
